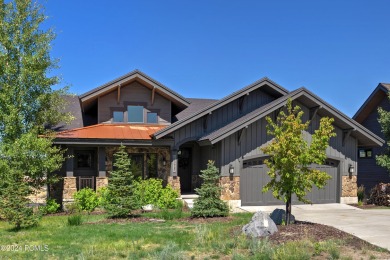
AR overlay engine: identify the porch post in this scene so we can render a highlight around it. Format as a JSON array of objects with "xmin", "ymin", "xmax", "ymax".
[
  {"xmin": 96, "ymin": 147, "xmax": 108, "ymax": 190},
  {"xmin": 168, "ymin": 148, "xmax": 181, "ymax": 195},
  {"xmin": 63, "ymin": 147, "xmax": 77, "ymax": 206}
]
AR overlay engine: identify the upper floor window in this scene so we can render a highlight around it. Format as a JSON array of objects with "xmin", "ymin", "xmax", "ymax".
[
  {"xmin": 128, "ymin": 106, "xmax": 143, "ymax": 123},
  {"xmin": 113, "ymin": 111, "xmax": 124, "ymax": 122},
  {"xmin": 147, "ymin": 112, "xmax": 158, "ymax": 124},
  {"xmin": 359, "ymin": 149, "xmax": 373, "ymax": 158}
]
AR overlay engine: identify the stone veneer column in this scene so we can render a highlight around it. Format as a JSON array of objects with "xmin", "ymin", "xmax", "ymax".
[
  {"xmin": 96, "ymin": 147, "xmax": 108, "ymax": 190},
  {"xmin": 220, "ymin": 176, "xmax": 240, "ymax": 200},
  {"xmin": 27, "ymin": 185, "xmax": 48, "ymax": 205},
  {"xmin": 341, "ymin": 175, "xmax": 358, "ymax": 204},
  {"xmin": 167, "ymin": 176, "xmax": 181, "ymax": 196},
  {"xmin": 96, "ymin": 177, "xmax": 108, "ymax": 190},
  {"xmin": 62, "ymin": 177, "xmax": 77, "ymax": 204}
]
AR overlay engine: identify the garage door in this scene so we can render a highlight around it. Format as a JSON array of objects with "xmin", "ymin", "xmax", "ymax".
[{"xmin": 240, "ymin": 158, "xmax": 339, "ymax": 206}]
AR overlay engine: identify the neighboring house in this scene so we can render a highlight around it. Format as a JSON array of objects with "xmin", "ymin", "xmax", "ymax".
[
  {"xmin": 353, "ymin": 83, "xmax": 390, "ymax": 193},
  {"xmin": 52, "ymin": 70, "xmax": 383, "ymax": 207}
]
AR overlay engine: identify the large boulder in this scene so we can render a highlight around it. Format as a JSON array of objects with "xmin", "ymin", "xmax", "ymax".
[
  {"xmin": 270, "ymin": 208, "xmax": 295, "ymax": 225},
  {"xmin": 242, "ymin": 211, "xmax": 278, "ymax": 237}
]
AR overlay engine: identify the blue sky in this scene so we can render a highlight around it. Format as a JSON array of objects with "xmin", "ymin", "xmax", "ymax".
[{"xmin": 44, "ymin": 1, "xmax": 390, "ymax": 117}]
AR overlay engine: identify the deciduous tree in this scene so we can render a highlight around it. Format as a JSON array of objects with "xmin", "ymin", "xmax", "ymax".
[
  {"xmin": 261, "ymin": 99, "xmax": 336, "ymax": 224},
  {"xmin": 376, "ymin": 99, "xmax": 390, "ymax": 171},
  {"xmin": 0, "ymin": 0, "xmax": 71, "ymax": 228}
]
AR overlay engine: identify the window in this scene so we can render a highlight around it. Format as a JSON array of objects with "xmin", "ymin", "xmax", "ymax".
[
  {"xmin": 359, "ymin": 149, "xmax": 373, "ymax": 158},
  {"xmin": 130, "ymin": 154, "xmax": 144, "ymax": 178},
  {"xmin": 147, "ymin": 112, "xmax": 158, "ymax": 124},
  {"xmin": 75, "ymin": 151, "xmax": 94, "ymax": 169},
  {"xmin": 113, "ymin": 111, "xmax": 124, "ymax": 122},
  {"xmin": 126, "ymin": 153, "xmax": 158, "ymax": 179},
  {"xmin": 146, "ymin": 154, "xmax": 158, "ymax": 178},
  {"xmin": 128, "ymin": 106, "xmax": 143, "ymax": 123}
]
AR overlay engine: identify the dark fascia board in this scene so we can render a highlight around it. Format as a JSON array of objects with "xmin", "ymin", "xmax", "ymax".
[
  {"xmin": 352, "ymin": 83, "xmax": 389, "ymax": 123},
  {"xmin": 79, "ymin": 70, "xmax": 190, "ymax": 107},
  {"xmin": 53, "ymin": 138, "xmax": 174, "ymax": 146},
  {"xmin": 153, "ymin": 77, "xmax": 289, "ymax": 139},
  {"xmin": 200, "ymin": 88, "xmax": 384, "ymax": 147}
]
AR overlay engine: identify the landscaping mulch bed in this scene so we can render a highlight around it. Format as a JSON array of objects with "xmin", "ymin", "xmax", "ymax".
[
  {"xmin": 350, "ymin": 203, "xmax": 390, "ymax": 210},
  {"xmin": 85, "ymin": 216, "xmax": 152, "ymax": 224},
  {"xmin": 269, "ymin": 220, "xmax": 380, "ymax": 251},
  {"xmin": 178, "ymin": 216, "xmax": 234, "ymax": 223}
]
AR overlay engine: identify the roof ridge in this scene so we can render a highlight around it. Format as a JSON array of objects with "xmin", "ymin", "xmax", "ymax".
[
  {"xmin": 154, "ymin": 77, "xmax": 289, "ymax": 139},
  {"xmin": 78, "ymin": 70, "xmax": 190, "ymax": 106}
]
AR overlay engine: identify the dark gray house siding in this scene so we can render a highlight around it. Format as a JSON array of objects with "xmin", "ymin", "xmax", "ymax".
[
  {"xmin": 98, "ymin": 81, "xmax": 172, "ymax": 124},
  {"xmin": 358, "ymin": 95, "xmax": 390, "ymax": 192},
  {"xmin": 171, "ymin": 88, "xmax": 276, "ymax": 148},
  {"xmin": 218, "ymin": 102, "xmax": 358, "ymax": 177}
]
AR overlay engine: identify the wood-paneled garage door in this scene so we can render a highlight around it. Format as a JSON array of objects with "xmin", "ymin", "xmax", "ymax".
[{"xmin": 240, "ymin": 158, "xmax": 339, "ymax": 206}]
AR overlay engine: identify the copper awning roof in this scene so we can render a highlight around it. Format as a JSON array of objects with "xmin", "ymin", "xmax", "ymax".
[{"xmin": 55, "ymin": 124, "xmax": 167, "ymax": 140}]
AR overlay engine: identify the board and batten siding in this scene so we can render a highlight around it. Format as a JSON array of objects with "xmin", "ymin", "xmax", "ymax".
[
  {"xmin": 172, "ymin": 88, "xmax": 276, "ymax": 147},
  {"xmin": 98, "ymin": 81, "xmax": 171, "ymax": 124},
  {"xmin": 358, "ymin": 96, "xmax": 390, "ymax": 192},
  {"xmin": 219, "ymin": 102, "xmax": 358, "ymax": 178}
]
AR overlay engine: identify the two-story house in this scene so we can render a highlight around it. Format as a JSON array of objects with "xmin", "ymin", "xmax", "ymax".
[
  {"xmin": 353, "ymin": 83, "xmax": 390, "ymax": 193},
  {"xmin": 52, "ymin": 70, "xmax": 383, "ymax": 208}
]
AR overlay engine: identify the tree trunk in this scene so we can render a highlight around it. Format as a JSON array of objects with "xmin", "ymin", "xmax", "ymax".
[{"xmin": 285, "ymin": 193, "xmax": 292, "ymax": 225}]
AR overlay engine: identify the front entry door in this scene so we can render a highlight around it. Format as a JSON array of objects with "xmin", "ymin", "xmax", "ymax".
[{"xmin": 178, "ymin": 148, "xmax": 192, "ymax": 193}]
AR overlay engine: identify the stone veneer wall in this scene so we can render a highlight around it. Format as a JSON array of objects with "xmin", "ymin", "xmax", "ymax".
[
  {"xmin": 220, "ymin": 176, "xmax": 240, "ymax": 200},
  {"xmin": 342, "ymin": 175, "xmax": 357, "ymax": 197},
  {"xmin": 167, "ymin": 176, "xmax": 181, "ymax": 195},
  {"xmin": 62, "ymin": 177, "xmax": 77, "ymax": 203},
  {"xmin": 96, "ymin": 177, "xmax": 108, "ymax": 189},
  {"xmin": 106, "ymin": 146, "xmax": 171, "ymax": 184},
  {"xmin": 27, "ymin": 185, "xmax": 48, "ymax": 205}
]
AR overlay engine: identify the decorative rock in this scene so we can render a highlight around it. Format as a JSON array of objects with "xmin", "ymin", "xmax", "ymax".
[
  {"xmin": 242, "ymin": 211, "xmax": 278, "ymax": 237},
  {"xmin": 149, "ymin": 218, "xmax": 165, "ymax": 223},
  {"xmin": 142, "ymin": 204, "xmax": 154, "ymax": 211},
  {"xmin": 270, "ymin": 208, "xmax": 295, "ymax": 225}
]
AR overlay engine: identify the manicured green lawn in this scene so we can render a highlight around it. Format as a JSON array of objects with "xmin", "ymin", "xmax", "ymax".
[
  {"xmin": 0, "ymin": 212, "xmax": 388, "ymax": 259},
  {"xmin": 0, "ymin": 213, "xmax": 250, "ymax": 259}
]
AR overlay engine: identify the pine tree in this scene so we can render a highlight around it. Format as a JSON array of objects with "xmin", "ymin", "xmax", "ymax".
[
  {"xmin": 105, "ymin": 145, "xmax": 139, "ymax": 217},
  {"xmin": 191, "ymin": 160, "xmax": 229, "ymax": 218},
  {"xmin": 261, "ymin": 99, "xmax": 336, "ymax": 224}
]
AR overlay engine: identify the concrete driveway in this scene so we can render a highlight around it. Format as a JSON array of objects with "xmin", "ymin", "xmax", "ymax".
[{"xmin": 240, "ymin": 204, "xmax": 390, "ymax": 251}]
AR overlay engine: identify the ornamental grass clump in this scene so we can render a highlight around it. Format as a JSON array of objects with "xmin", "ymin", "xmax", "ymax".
[{"xmin": 191, "ymin": 160, "xmax": 229, "ymax": 218}]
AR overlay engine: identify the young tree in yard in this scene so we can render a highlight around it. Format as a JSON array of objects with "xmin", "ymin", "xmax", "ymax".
[
  {"xmin": 105, "ymin": 145, "xmax": 140, "ymax": 217},
  {"xmin": 0, "ymin": 0, "xmax": 71, "ymax": 228},
  {"xmin": 191, "ymin": 160, "xmax": 229, "ymax": 218},
  {"xmin": 261, "ymin": 99, "xmax": 336, "ymax": 224},
  {"xmin": 376, "ymin": 100, "xmax": 390, "ymax": 171}
]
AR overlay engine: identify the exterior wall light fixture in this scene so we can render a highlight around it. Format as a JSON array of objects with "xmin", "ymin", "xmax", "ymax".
[{"xmin": 229, "ymin": 164, "xmax": 234, "ymax": 175}]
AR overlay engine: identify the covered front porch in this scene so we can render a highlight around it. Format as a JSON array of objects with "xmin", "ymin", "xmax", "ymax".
[{"xmin": 56, "ymin": 145, "xmax": 173, "ymax": 205}]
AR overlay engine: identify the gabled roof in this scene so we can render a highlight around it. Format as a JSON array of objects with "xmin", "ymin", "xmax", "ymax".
[
  {"xmin": 175, "ymin": 98, "xmax": 218, "ymax": 121},
  {"xmin": 153, "ymin": 77, "xmax": 289, "ymax": 139},
  {"xmin": 55, "ymin": 124, "xmax": 166, "ymax": 140},
  {"xmin": 199, "ymin": 88, "xmax": 384, "ymax": 147},
  {"xmin": 79, "ymin": 70, "xmax": 191, "ymax": 108},
  {"xmin": 52, "ymin": 95, "xmax": 83, "ymax": 131},
  {"xmin": 353, "ymin": 83, "xmax": 390, "ymax": 123}
]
